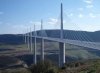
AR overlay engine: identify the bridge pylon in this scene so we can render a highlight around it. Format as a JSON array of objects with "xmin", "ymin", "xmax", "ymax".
[
  {"xmin": 59, "ymin": 3, "xmax": 66, "ymax": 67},
  {"xmin": 41, "ymin": 19, "xmax": 44, "ymax": 61}
]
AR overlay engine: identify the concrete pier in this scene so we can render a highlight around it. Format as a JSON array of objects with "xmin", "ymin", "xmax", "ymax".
[
  {"xmin": 41, "ymin": 38, "xmax": 44, "ymax": 61},
  {"xmin": 59, "ymin": 42, "xmax": 65, "ymax": 67}
]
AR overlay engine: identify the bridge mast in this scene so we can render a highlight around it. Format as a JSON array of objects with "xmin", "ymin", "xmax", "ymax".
[
  {"xmin": 61, "ymin": 3, "xmax": 63, "ymax": 39},
  {"xmin": 27, "ymin": 28, "xmax": 30, "ymax": 51},
  {"xmin": 34, "ymin": 24, "xmax": 37, "ymax": 64},
  {"xmin": 41, "ymin": 19, "xmax": 44, "ymax": 61},
  {"xmin": 59, "ymin": 3, "xmax": 65, "ymax": 67}
]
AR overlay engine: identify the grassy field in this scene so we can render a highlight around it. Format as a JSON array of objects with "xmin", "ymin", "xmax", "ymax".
[{"xmin": 0, "ymin": 40, "xmax": 100, "ymax": 60}]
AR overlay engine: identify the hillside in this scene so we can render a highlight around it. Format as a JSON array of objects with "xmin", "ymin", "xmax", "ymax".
[
  {"xmin": 0, "ymin": 34, "xmax": 24, "ymax": 45},
  {"xmin": 0, "ymin": 30, "xmax": 100, "ymax": 61}
]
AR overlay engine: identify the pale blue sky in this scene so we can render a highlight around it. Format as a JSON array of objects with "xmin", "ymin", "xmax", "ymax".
[{"xmin": 0, "ymin": 0, "xmax": 100, "ymax": 34}]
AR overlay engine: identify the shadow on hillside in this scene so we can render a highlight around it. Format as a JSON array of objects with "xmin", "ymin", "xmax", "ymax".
[
  {"xmin": 16, "ymin": 53, "xmax": 77, "ymax": 66},
  {"xmin": 0, "ymin": 48, "xmax": 14, "ymax": 52}
]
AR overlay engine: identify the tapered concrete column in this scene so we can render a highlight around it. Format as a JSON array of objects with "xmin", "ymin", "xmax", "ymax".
[
  {"xmin": 27, "ymin": 33, "xmax": 30, "ymax": 50},
  {"xmin": 41, "ymin": 38, "xmax": 44, "ymax": 61},
  {"xmin": 24, "ymin": 33, "xmax": 27, "ymax": 44},
  {"xmin": 30, "ymin": 28, "xmax": 33, "ymax": 52},
  {"xmin": 59, "ymin": 42, "xmax": 65, "ymax": 67},
  {"xmin": 34, "ymin": 36, "xmax": 37, "ymax": 64}
]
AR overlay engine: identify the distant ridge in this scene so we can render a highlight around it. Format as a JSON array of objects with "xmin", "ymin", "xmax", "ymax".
[
  {"xmin": 0, "ymin": 30, "xmax": 100, "ymax": 45},
  {"xmin": 0, "ymin": 34, "xmax": 24, "ymax": 45}
]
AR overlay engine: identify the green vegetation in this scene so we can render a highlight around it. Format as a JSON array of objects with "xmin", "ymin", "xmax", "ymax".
[
  {"xmin": 0, "ymin": 59, "xmax": 100, "ymax": 73},
  {"xmin": 0, "ymin": 60, "xmax": 59, "ymax": 73},
  {"xmin": 30, "ymin": 60, "xmax": 58, "ymax": 73},
  {"xmin": 62, "ymin": 59, "xmax": 100, "ymax": 73},
  {"xmin": 0, "ymin": 44, "xmax": 28, "ymax": 50},
  {"xmin": 65, "ymin": 44, "xmax": 100, "ymax": 59},
  {"xmin": 0, "ymin": 68, "xmax": 31, "ymax": 73}
]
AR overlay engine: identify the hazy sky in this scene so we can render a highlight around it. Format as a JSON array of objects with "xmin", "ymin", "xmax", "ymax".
[{"xmin": 0, "ymin": 0, "xmax": 100, "ymax": 34}]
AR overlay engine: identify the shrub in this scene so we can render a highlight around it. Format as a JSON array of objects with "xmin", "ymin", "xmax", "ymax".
[{"xmin": 30, "ymin": 60, "xmax": 58, "ymax": 73}]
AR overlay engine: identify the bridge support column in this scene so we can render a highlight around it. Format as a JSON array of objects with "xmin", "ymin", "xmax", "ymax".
[
  {"xmin": 34, "ymin": 37, "xmax": 37, "ymax": 64},
  {"xmin": 27, "ymin": 33, "xmax": 30, "ymax": 51},
  {"xmin": 59, "ymin": 42, "xmax": 65, "ymax": 67},
  {"xmin": 41, "ymin": 38, "xmax": 44, "ymax": 61}
]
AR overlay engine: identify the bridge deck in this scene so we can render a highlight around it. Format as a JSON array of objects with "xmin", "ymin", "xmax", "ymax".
[{"xmin": 32, "ymin": 36, "xmax": 100, "ymax": 50}]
